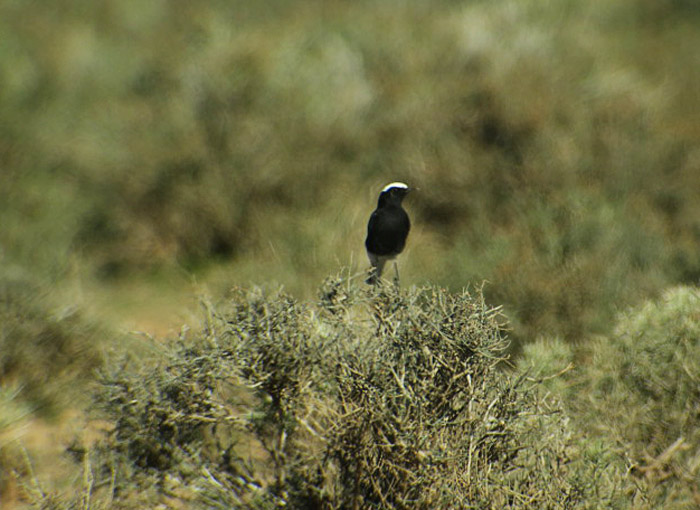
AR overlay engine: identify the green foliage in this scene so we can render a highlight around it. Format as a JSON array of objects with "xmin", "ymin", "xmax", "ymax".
[
  {"xmin": 79, "ymin": 276, "xmax": 625, "ymax": 508},
  {"xmin": 521, "ymin": 286, "xmax": 700, "ymax": 509}
]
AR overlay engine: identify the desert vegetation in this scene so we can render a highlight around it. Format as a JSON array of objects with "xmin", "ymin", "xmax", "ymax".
[
  {"xmin": 1, "ymin": 0, "xmax": 699, "ymax": 508},
  {"xmin": 522, "ymin": 286, "xmax": 700, "ymax": 509}
]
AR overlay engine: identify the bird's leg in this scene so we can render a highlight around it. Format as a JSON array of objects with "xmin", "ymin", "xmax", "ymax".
[
  {"xmin": 366, "ymin": 257, "xmax": 387, "ymax": 285},
  {"xmin": 366, "ymin": 266, "xmax": 379, "ymax": 285},
  {"xmin": 393, "ymin": 261, "xmax": 400, "ymax": 286}
]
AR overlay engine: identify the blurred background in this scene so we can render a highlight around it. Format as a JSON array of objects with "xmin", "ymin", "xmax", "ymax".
[
  {"xmin": 1, "ymin": 0, "xmax": 699, "ymax": 500},
  {"xmin": 2, "ymin": 0, "xmax": 699, "ymax": 341},
  {"xmin": 5, "ymin": 0, "xmax": 700, "ymax": 341}
]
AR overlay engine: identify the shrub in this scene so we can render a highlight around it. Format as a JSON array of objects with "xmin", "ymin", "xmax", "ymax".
[
  {"xmin": 0, "ymin": 268, "xmax": 104, "ymax": 508},
  {"xmin": 0, "ymin": 270, "xmax": 102, "ymax": 416},
  {"xmin": 85, "ymin": 274, "xmax": 623, "ymax": 508},
  {"xmin": 522, "ymin": 286, "xmax": 700, "ymax": 509}
]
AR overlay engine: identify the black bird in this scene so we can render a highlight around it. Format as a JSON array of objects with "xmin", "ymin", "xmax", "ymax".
[{"xmin": 365, "ymin": 182, "xmax": 413, "ymax": 284}]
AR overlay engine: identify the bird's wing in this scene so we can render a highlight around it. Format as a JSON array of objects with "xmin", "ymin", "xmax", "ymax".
[{"xmin": 365, "ymin": 208, "xmax": 410, "ymax": 256}]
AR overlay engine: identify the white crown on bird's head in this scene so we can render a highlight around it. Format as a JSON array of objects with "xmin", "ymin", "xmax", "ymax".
[{"xmin": 381, "ymin": 182, "xmax": 409, "ymax": 193}]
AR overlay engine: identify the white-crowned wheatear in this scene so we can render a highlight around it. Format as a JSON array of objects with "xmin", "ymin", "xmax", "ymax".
[{"xmin": 365, "ymin": 182, "xmax": 414, "ymax": 284}]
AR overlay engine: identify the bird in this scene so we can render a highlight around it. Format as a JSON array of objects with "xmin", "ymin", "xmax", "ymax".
[{"xmin": 365, "ymin": 182, "xmax": 414, "ymax": 285}]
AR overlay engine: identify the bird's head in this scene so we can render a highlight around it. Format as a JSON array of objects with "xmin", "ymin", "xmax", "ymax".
[{"xmin": 378, "ymin": 182, "xmax": 414, "ymax": 206}]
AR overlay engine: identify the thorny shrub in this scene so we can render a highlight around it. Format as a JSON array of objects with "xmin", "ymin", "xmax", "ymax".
[{"xmin": 87, "ymin": 273, "xmax": 622, "ymax": 508}]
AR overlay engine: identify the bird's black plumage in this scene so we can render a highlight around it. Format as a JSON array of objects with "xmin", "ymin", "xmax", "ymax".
[{"xmin": 365, "ymin": 182, "xmax": 412, "ymax": 284}]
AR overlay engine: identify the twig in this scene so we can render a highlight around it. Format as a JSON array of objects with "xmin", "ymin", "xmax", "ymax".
[
  {"xmin": 20, "ymin": 445, "xmax": 44, "ymax": 500},
  {"xmin": 637, "ymin": 436, "xmax": 687, "ymax": 475},
  {"xmin": 525, "ymin": 362, "xmax": 575, "ymax": 383},
  {"xmin": 82, "ymin": 449, "xmax": 93, "ymax": 510}
]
